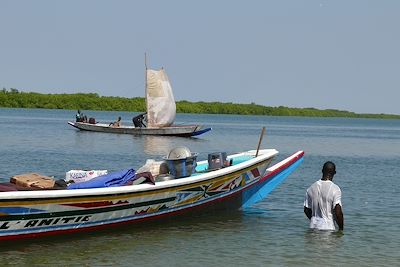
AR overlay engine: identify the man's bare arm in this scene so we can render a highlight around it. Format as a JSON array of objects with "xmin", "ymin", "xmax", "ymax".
[
  {"xmin": 334, "ymin": 204, "xmax": 344, "ymax": 230},
  {"xmin": 304, "ymin": 206, "xmax": 312, "ymax": 220}
]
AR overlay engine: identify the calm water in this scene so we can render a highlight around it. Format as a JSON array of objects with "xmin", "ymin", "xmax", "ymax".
[{"xmin": 0, "ymin": 108, "xmax": 399, "ymax": 266}]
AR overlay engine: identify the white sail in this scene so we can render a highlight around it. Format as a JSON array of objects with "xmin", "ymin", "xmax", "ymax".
[{"xmin": 146, "ymin": 68, "xmax": 176, "ymax": 127}]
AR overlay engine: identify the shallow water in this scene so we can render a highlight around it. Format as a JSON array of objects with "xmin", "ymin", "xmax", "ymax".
[{"xmin": 0, "ymin": 108, "xmax": 399, "ymax": 266}]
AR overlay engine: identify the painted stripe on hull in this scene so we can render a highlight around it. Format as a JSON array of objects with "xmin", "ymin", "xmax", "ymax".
[
  {"xmin": 0, "ymin": 179, "xmax": 247, "ymax": 238},
  {"xmin": 0, "ymin": 188, "xmax": 243, "ymax": 241},
  {"xmin": 0, "ymin": 162, "xmax": 266, "ymax": 206},
  {"xmin": 0, "ymin": 197, "xmax": 177, "ymax": 221}
]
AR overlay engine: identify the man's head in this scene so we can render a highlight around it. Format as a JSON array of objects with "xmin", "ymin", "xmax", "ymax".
[{"xmin": 322, "ymin": 161, "xmax": 336, "ymax": 179}]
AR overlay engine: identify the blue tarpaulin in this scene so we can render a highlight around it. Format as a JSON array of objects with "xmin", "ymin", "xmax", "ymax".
[{"xmin": 68, "ymin": 169, "xmax": 136, "ymax": 189}]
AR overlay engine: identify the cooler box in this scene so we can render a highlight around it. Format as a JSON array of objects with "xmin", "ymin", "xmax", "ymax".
[
  {"xmin": 10, "ymin": 173, "xmax": 55, "ymax": 189},
  {"xmin": 65, "ymin": 170, "xmax": 108, "ymax": 184},
  {"xmin": 207, "ymin": 152, "xmax": 228, "ymax": 170}
]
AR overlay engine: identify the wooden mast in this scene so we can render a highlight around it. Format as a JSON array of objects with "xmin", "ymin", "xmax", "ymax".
[
  {"xmin": 144, "ymin": 53, "xmax": 148, "ymax": 122},
  {"xmin": 144, "ymin": 52, "xmax": 148, "ymax": 92}
]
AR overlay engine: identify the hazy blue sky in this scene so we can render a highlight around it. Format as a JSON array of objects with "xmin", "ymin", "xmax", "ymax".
[{"xmin": 1, "ymin": 0, "xmax": 399, "ymax": 114}]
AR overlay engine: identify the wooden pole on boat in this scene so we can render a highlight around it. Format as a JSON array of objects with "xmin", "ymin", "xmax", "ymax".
[
  {"xmin": 144, "ymin": 52, "xmax": 148, "ymax": 117},
  {"xmin": 255, "ymin": 126, "xmax": 266, "ymax": 157}
]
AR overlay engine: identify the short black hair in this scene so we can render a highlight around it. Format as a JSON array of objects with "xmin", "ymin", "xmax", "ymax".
[{"xmin": 322, "ymin": 161, "xmax": 336, "ymax": 176}]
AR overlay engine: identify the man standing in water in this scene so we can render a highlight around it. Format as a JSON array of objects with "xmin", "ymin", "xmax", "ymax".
[{"xmin": 304, "ymin": 161, "xmax": 344, "ymax": 231}]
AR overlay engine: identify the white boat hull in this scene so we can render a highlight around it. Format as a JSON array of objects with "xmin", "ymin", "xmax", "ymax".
[
  {"xmin": 0, "ymin": 150, "xmax": 305, "ymax": 241},
  {"xmin": 68, "ymin": 121, "xmax": 212, "ymax": 137}
]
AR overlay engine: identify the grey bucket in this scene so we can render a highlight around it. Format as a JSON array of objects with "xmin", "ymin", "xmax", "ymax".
[
  {"xmin": 165, "ymin": 155, "xmax": 198, "ymax": 178},
  {"xmin": 164, "ymin": 146, "xmax": 198, "ymax": 178}
]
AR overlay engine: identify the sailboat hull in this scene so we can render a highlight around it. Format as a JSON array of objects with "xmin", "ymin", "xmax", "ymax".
[{"xmin": 68, "ymin": 122, "xmax": 211, "ymax": 137}]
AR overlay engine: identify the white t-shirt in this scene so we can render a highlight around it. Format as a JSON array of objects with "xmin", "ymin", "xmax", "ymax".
[{"xmin": 304, "ymin": 180, "xmax": 342, "ymax": 230}]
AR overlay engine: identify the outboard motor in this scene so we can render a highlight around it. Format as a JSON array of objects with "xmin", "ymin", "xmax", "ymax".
[{"xmin": 207, "ymin": 152, "xmax": 231, "ymax": 170}]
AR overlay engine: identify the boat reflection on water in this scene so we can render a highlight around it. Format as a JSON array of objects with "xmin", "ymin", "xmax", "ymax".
[
  {"xmin": 142, "ymin": 135, "xmax": 175, "ymax": 156},
  {"xmin": 141, "ymin": 135, "xmax": 206, "ymax": 157}
]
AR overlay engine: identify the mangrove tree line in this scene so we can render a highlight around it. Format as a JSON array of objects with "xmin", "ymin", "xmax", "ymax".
[{"xmin": 1, "ymin": 88, "xmax": 399, "ymax": 119}]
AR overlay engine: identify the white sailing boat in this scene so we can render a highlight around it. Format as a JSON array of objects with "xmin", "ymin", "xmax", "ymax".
[
  {"xmin": 68, "ymin": 60, "xmax": 211, "ymax": 137},
  {"xmin": 146, "ymin": 67, "xmax": 176, "ymax": 128}
]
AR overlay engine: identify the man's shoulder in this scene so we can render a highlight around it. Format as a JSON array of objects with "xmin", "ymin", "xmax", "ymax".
[
  {"xmin": 328, "ymin": 180, "xmax": 339, "ymax": 187},
  {"xmin": 311, "ymin": 180, "xmax": 320, "ymax": 187},
  {"xmin": 331, "ymin": 182, "xmax": 342, "ymax": 192},
  {"xmin": 306, "ymin": 180, "xmax": 320, "ymax": 191}
]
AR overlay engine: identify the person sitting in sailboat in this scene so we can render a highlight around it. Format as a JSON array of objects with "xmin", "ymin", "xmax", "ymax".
[
  {"xmin": 76, "ymin": 110, "xmax": 87, "ymax": 122},
  {"xmin": 109, "ymin": 116, "xmax": 122, "ymax": 127},
  {"xmin": 133, "ymin": 112, "xmax": 147, "ymax": 128}
]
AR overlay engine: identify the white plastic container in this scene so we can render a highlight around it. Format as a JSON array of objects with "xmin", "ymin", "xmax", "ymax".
[{"xmin": 65, "ymin": 170, "xmax": 108, "ymax": 184}]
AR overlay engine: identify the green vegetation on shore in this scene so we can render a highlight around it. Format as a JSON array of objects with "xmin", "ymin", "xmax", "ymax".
[{"xmin": 1, "ymin": 88, "xmax": 399, "ymax": 119}]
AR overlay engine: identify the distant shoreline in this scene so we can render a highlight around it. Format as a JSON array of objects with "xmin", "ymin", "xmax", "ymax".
[{"xmin": 1, "ymin": 88, "xmax": 399, "ymax": 119}]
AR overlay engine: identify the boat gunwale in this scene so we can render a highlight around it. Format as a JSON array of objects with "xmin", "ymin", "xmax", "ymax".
[
  {"xmin": 0, "ymin": 149, "xmax": 278, "ymax": 201},
  {"xmin": 69, "ymin": 121, "xmax": 203, "ymax": 130},
  {"xmin": 68, "ymin": 121, "xmax": 211, "ymax": 136}
]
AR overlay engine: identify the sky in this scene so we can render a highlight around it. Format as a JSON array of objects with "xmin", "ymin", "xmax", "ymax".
[{"xmin": 1, "ymin": 0, "xmax": 399, "ymax": 115}]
